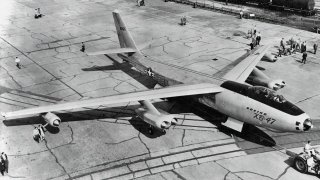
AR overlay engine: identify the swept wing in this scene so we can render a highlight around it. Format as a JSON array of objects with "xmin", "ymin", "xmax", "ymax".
[
  {"xmin": 2, "ymin": 83, "xmax": 223, "ymax": 119},
  {"xmin": 222, "ymin": 45, "xmax": 271, "ymax": 83}
]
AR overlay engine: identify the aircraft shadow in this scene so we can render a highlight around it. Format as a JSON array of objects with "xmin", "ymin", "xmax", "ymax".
[
  {"xmin": 128, "ymin": 116, "xmax": 165, "ymax": 138},
  {"xmin": 82, "ymin": 54, "xmax": 158, "ymax": 89}
]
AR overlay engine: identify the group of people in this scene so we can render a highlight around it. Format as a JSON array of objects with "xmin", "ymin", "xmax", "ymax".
[
  {"xmin": 0, "ymin": 152, "xmax": 8, "ymax": 176},
  {"xmin": 278, "ymin": 37, "xmax": 318, "ymax": 64},
  {"xmin": 33, "ymin": 125, "xmax": 46, "ymax": 143},
  {"xmin": 248, "ymin": 26, "xmax": 261, "ymax": 50}
]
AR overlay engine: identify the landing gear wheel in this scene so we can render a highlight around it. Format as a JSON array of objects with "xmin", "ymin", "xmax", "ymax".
[{"xmin": 294, "ymin": 156, "xmax": 307, "ymax": 173}]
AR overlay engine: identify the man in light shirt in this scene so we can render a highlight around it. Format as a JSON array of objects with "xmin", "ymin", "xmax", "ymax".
[
  {"xmin": 305, "ymin": 141, "xmax": 314, "ymax": 156},
  {"xmin": 15, "ymin": 57, "xmax": 21, "ymax": 69}
]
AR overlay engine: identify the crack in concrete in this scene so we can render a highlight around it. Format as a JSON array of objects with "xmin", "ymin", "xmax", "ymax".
[
  {"xmin": 159, "ymin": 172, "xmax": 169, "ymax": 180},
  {"xmin": 105, "ymin": 137, "xmax": 137, "ymax": 145},
  {"xmin": 233, "ymin": 171, "xmax": 274, "ymax": 179},
  {"xmin": 181, "ymin": 129, "xmax": 186, "ymax": 146},
  {"xmin": 0, "ymin": 66, "xmax": 22, "ymax": 89},
  {"xmin": 44, "ymin": 140, "xmax": 71, "ymax": 178},
  {"xmin": 214, "ymin": 161, "xmax": 244, "ymax": 180},
  {"xmin": 138, "ymin": 132, "xmax": 151, "ymax": 154},
  {"xmin": 0, "ymin": 36, "xmax": 84, "ymax": 98},
  {"xmin": 46, "ymin": 88, "xmax": 69, "ymax": 96},
  {"xmin": 295, "ymin": 93, "xmax": 320, "ymax": 104},
  {"xmin": 66, "ymin": 122, "xmax": 74, "ymax": 144},
  {"xmin": 223, "ymin": 171, "xmax": 231, "ymax": 180},
  {"xmin": 275, "ymin": 166, "xmax": 290, "ymax": 180},
  {"xmin": 171, "ymin": 170, "xmax": 187, "ymax": 180},
  {"xmin": 3, "ymin": 173, "xmax": 26, "ymax": 179}
]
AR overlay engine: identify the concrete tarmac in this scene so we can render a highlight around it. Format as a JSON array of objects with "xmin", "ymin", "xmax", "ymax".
[{"xmin": 0, "ymin": 0, "xmax": 319, "ymax": 179}]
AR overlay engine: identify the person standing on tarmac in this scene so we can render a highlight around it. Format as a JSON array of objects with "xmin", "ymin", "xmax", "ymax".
[
  {"xmin": 304, "ymin": 141, "xmax": 314, "ymax": 155},
  {"xmin": 256, "ymin": 32, "xmax": 261, "ymax": 45},
  {"xmin": 0, "ymin": 152, "xmax": 8, "ymax": 175},
  {"xmin": 15, "ymin": 57, "xmax": 21, "ymax": 69},
  {"xmin": 314, "ymin": 43, "xmax": 318, "ymax": 54},
  {"xmin": 33, "ymin": 126, "xmax": 40, "ymax": 142},
  {"xmin": 80, "ymin": 42, "xmax": 85, "ymax": 52},
  {"xmin": 302, "ymin": 51, "xmax": 308, "ymax": 64},
  {"xmin": 280, "ymin": 38, "xmax": 285, "ymax": 51},
  {"xmin": 38, "ymin": 125, "xmax": 45, "ymax": 141}
]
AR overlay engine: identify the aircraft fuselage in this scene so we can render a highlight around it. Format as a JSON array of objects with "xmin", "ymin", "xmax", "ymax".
[{"xmin": 119, "ymin": 53, "xmax": 312, "ymax": 133}]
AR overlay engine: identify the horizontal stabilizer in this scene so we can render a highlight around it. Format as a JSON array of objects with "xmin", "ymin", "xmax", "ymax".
[
  {"xmin": 222, "ymin": 117, "xmax": 244, "ymax": 132},
  {"xmin": 86, "ymin": 48, "xmax": 137, "ymax": 55}
]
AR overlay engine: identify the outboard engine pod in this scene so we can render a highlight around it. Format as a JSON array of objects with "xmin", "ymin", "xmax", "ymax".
[{"xmin": 42, "ymin": 112, "xmax": 61, "ymax": 127}]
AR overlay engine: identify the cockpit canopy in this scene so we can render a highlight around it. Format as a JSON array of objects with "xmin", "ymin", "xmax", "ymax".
[
  {"xmin": 221, "ymin": 81, "xmax": 304, "ymax": 116},
  {"xmin": 248, "ymin": 86, "xmax": 286, "ymax": 104}
]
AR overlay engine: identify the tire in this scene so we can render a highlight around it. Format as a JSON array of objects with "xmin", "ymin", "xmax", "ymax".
[{"xmin": 294, "ymin": 156, "xmax": 308, "ymax": 173}]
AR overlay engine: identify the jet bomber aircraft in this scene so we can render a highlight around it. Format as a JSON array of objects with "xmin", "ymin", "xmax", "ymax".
[{"xmin": 1, "ymin": 10, "xmax": 313, "ymax": 135}]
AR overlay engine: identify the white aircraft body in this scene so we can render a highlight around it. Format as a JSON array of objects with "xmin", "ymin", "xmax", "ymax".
[{"xmin": 1, "ymin": 10, "xmax": 313, "ymax": 134}]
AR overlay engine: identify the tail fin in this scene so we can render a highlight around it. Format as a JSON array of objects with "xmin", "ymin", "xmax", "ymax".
[{"xmin": 113, "ymin": 10, "xmax": 138, "ymax": 50}]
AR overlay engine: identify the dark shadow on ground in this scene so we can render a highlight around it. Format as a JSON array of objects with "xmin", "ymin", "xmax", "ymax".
[
  {"xmin": 256, "ymin": 66, "xmax": 265, "ymax": 70},
  {"xmin": 82, "ymin": 54, "xmax": 158, "ymax": 89},
  {"xmin": 129, "ymin": 116, "xmax": 165, "ymax": 138}
]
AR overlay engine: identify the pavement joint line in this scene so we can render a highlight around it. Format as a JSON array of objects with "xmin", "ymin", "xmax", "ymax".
[
  {"xmin": 143, "ymin": 5, "xmax": 254, "ymax": 47},
  {"xmin": 69, "ymin": 138, "xmax": 234, "ymax": 178},
  {"xmin": 214, "ymin": 160, "xmax": 245, "ymax": 180},
  {"xmin": 85, "ymin": 149, "xmax": 245, "ymax": 180},
  {"xmin": 0, "ymin": 36, "xmax": 84, "ymax": 98},
  {"xmin": 25, "ymin": 36, "xmax": 110, "ymax": 54},
  {"xmin": 44, "ymin": 139, "xmax": 71, "ymax": 179},
  {"xmin": 71, "ymin": 141, "xmax": 240, "ymax": 179},
  {"xmin": 0, "ymin": 94, "xmax": 57, "ymax": 105},
  {"xmin": 144, "ymin": 54, "xmax": 226, "ymax": 82}
]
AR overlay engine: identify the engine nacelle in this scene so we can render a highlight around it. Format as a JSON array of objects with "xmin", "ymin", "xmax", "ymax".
[
  {"xmin": 41, "ymin": 112, "xmax": 61, "ymax": 127},
  {"xmin": 267, "ymin": 79, "xmax": 286, "ymax": 91},
  {"xmin": 135, "ymin": 107, "xmax": 175, "ymax": 130},
  {"xmin": 246, "ymin": 67, "xmax": 286, "ymax": 91}
]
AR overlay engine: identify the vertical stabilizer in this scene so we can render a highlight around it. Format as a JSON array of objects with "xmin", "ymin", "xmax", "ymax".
[{"xmin": 113, "ymin": 10, "xmax": 138, "ymax": 50}]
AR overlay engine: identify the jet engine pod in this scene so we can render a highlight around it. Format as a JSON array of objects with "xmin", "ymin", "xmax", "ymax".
[
  {"xmin": 42, "ymin": 112, "xmax": 61, "ymax": 127},
  {"xmin": 267, "ymin": 79, "xmax": 286, "ymax": 91},
  {"xmin": 246, "ymin": 67, "xmax": 286, "ymax": 91},
  {"xmin": 135, "ymin": 107, "xmax": 174, "ymax": 130}
]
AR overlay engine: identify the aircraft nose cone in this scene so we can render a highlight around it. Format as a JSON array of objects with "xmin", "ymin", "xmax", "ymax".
[
  {"xmin": 53, "ymin": 120, "xmax": 60, "ymax": 127},
  {"xmin": 303, "ymin": 119, "xmax": 313, "ymax": 131}
]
